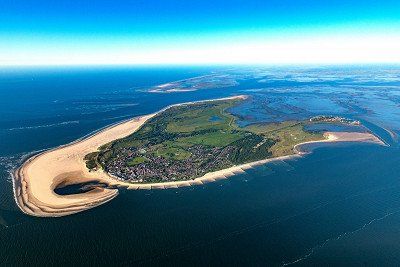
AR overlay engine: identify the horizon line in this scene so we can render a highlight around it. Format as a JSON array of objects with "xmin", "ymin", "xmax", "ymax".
[{"xmin": 2, "ymin": 62, "xmax": 400, "ymax": 68}]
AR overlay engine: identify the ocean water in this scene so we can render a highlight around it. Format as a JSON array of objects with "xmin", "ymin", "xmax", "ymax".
[{"xmin": 1, "ymin": 66, "xmax": 400, "ymax": 266}]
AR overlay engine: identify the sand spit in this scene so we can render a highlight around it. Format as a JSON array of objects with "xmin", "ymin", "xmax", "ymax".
[
  {"xmin": 13, "ymin": 114, "xmax": 154, "ymax": 217},
  {"xmin": 13, "ymin": 95, "xmax": 385, "ymax": 217}
]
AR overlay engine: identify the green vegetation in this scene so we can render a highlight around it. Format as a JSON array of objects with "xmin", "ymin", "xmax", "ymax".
[
  {"xmin": 244, "ymin": 121, "xmax": 323, "ymax": 157},
  {"xmin": 84, "ymin": 152, "xmax": 99, "ymax": 171},
  {"xmin": 85, "ymin": 98, "xmax": 324, "ymax": 183},
  {"xmin": 176, "ymin": 131, "xmax": 243, "ymax": 147},
  {"xmin": 153, "ymin": 145, "xmax": 191, "ymax": 160},
  {"xmin": 127, "ymin": 156, "xmax": 149, "ymax": 166}
]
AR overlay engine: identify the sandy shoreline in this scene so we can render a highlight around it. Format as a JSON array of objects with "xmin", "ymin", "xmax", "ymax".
[
  {"xmin": 12, "ymin": 96, "xmax": 245, "ymax": 217},
  {"xmin": 113, "ymin": 131, "xmax": 384, "ymax": 190},
  {"xmin": 13, "ymin": 95, "xmax": 385, "ymax": 217}
]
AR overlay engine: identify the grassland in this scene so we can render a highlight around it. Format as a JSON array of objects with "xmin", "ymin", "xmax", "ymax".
[
  {"xmin": 85, "ymin": 98, "xmax": 323, "ymax": 183},
  {"xmin": 127, "ymin": 156, "xmax": 149, "ymax": 166},
  {"xmin": 245, "ymin": 121, "xmax": 323, "ymax": 157}
]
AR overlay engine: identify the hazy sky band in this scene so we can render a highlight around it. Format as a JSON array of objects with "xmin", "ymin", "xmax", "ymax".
[{"xmin": 1, "ymin": 0, "xmax": 400, "ymax": 65}]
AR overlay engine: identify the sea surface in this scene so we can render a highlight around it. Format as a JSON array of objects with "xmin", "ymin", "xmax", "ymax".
[{"xmin": 1, "ymin": 66, "xmax": 400, "ymax": 266}]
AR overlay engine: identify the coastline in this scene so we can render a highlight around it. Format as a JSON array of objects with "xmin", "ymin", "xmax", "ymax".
[
  {"xmin": 12, "ymin": 95, "xmax": 245, "ymax": 217},
  {"xmin": 12, "ymin": 114, "xmax": 155, "ymax": 217},
  {"xmin": 108, "ymin": 131, "xmax": 385, "ymax": 190},
  {"xmin": 13, "ymin": 95, "xmax": 385, "ymax": 217}
]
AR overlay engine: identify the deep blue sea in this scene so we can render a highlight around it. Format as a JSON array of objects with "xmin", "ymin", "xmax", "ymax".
[{"xmin": 1, "ymin": 66, "xmax": 400, "ymax": 266}]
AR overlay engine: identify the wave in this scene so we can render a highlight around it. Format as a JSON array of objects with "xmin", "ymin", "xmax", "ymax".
[
  {"xmin": 281, "ymin": 208, "xmax": 400, "ymax": 266},
  {"xmin": 101, "ymin": 114, "xmax": 135, "ymax": 121},
  {"xmin": 0, "ymin": 149, "xmax": 47, "ymax": 182},
  {"xmin": 6, "ymin": 121, "xmax": 79, "ymax": 131},
  {"xmin": 0, "ymin": 157, "xmax": 20, "ymax": 184}
]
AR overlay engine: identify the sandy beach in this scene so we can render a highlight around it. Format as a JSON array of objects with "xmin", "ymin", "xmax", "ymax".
[
  {"xmin": 13, "ymin": 114, "xmax": 155, "ymax": 217},
  {"xmin": 13, "ymin": 96, "xmax": 385, "ymax": 217}
]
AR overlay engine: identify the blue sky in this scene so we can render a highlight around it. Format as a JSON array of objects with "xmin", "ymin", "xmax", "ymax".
[{"xmin": 1, "ymin": 0, "xmax": 400, "ymax": 65}]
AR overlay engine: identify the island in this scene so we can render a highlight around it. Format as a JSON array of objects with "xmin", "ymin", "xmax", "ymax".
[
  {"xmin": 13, "ymin": 95, "xmax": 385, "ymax": 217},
  {"xmin": 149, "ymin": 73, "xmax": 240, "ymax": 93}
]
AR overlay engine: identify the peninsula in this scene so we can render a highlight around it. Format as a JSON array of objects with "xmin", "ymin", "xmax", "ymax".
[{"xmin": 13, "ymin": 95, "xmax": 384, "ymax": 217}]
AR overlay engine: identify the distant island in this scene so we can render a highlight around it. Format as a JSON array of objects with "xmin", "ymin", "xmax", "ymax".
[
  {"xmin": 149, "ymin": 74, "xmax": 239, "ymax": 93},
  {"xmin": 13, "ymin": 95, "xmax": 385, "ymax": 217}
]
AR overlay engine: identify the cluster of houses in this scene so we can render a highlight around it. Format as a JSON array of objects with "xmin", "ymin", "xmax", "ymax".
[
  {"xmin": 104, "ymin": 145, "xmax": 235, "ymax": 183},
  {"xmin": 310, "ymin": 115, "xmax": 360, "ymax": 125}
]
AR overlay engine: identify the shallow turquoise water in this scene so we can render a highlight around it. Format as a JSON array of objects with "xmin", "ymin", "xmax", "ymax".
[{"xmin": 1, "ymin": 66, "xmax": 400, "ymax": 266}]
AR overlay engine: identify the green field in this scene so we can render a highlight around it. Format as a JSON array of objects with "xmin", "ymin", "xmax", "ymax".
[
  {"xmin": 244, "ymin": 121, "xmax": 322, "ymax": 157},
  {"xmin": 85, "ymin": 97, "xmax": 324, "ymax": 182},
  {"xmin": 127, "ymin": 156, "xmax": 149, "ymax": 166}
]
